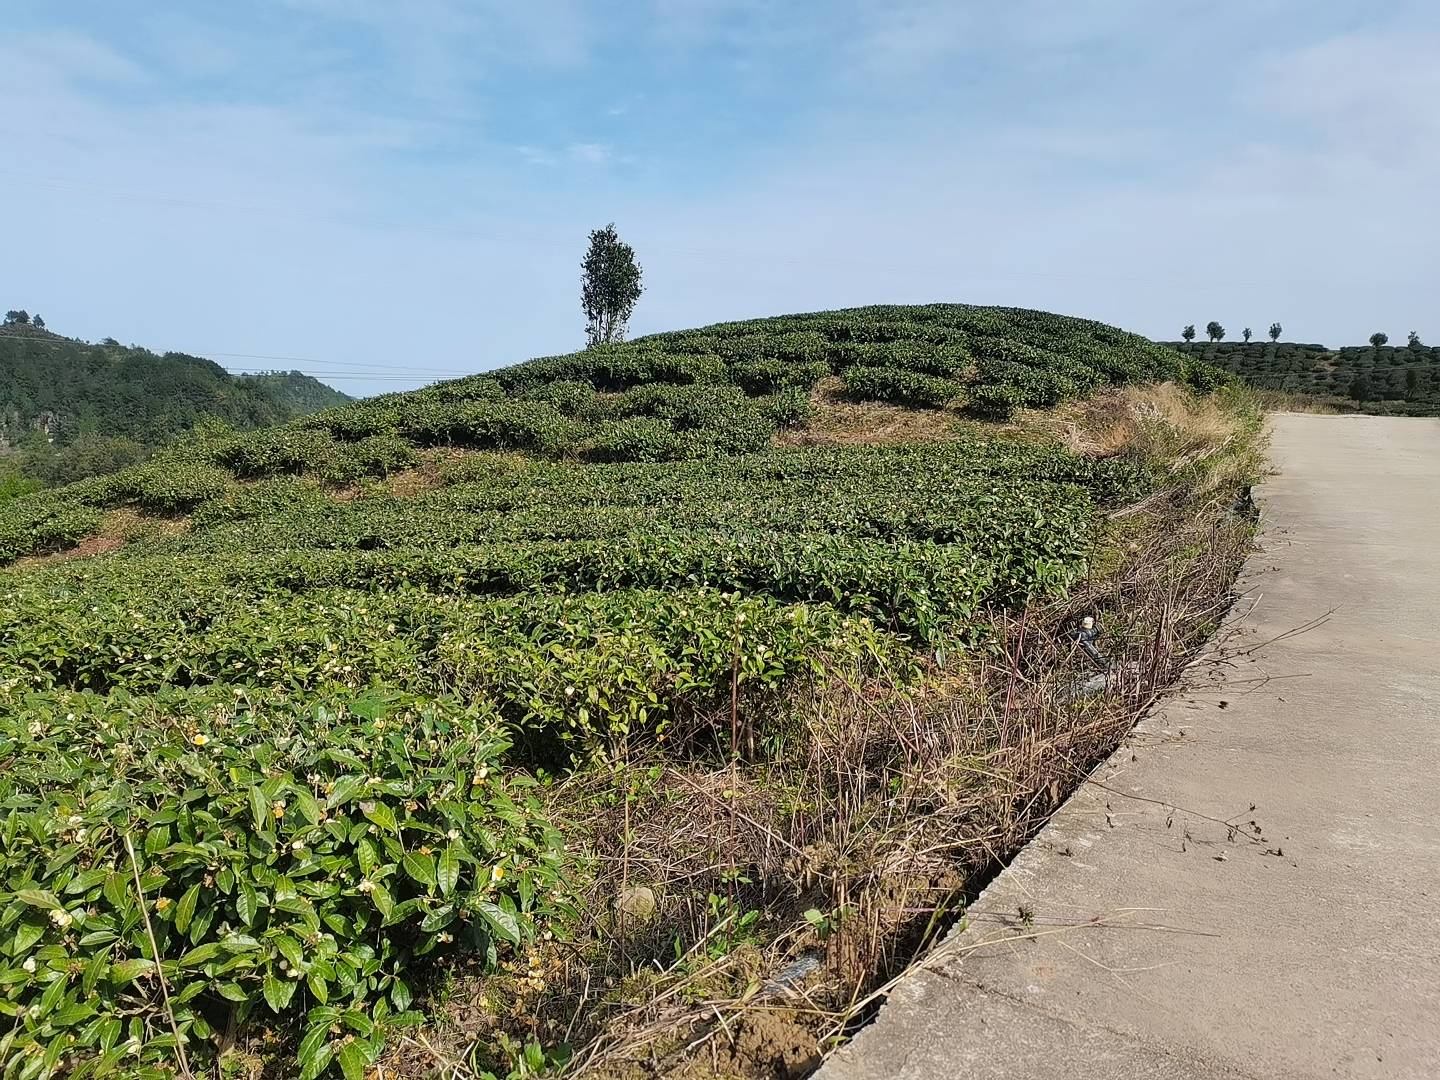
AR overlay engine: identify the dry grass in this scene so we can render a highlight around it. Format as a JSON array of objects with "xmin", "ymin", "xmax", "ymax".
[
  {"xmin": 778, "ymin": 380, "xmax": 968, "ymax": 447},
  {"xmin": 1249, "ymin": 390, "xmax": 1346, "ymax": 415},
  {"xmin": 1041, "ymin": 382, "xmax": 1248, "ymax": 461},
  {"xmin": 1035, "ymin": 383, "xmax": 1266, "ymax": 503}
]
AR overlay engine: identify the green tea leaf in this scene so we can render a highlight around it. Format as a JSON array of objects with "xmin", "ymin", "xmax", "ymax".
[
  {"xmin": 174, "ymin": 884, "xmax": 200, "ymax": 935},
  {"xmin": 436, "ymin": 846, "xmax": 460, "ymax": 897},
  {"xmin": 237, "ymin": 881, "xmax": 259, "ymax": 927},
  {"xmin": 401, "ymin": 852, "xmax": 435, "ymax": 887},
  {"xmin": 336, "ymin": 1040, "xmax": 368, "ymax": 1080},
  {"xmin": 476, "ymin": 901, "xmax": 521, "ymax": 945},
  {"xmin": 263, "ymin": 971, "xmax": 297, "ymax": 1013}
]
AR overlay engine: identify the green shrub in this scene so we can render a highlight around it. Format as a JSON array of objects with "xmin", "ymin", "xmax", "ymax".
[
  {"xmin": 81, "ymin": 461, "xmax": 235, "ymax": 514},
  {"xmin": 830, "ymin": 341, "xmax": 970, "ymax": 377},
  {"xmin": 349, "ymin": 434, "xmax": 419, "ymax": 478},
  {"xmin": 585, "ymin": 417, "xmax": 687, "ymax": 462},
  {"xmin": 400, "ymin": 402, "xmax": 578, "ymax": 455},
  {"xmin": 214, "ymin": 430, "xmax": 352, "ymax": 483},
  {"xmin": 0, "ymin": 686, "xmax": 567, "ymax": 1078},
  {"xmin": 300, "ymin": 403, "xmax": 406, "ymax": 441},
  {"xmin": 0, "ymin": 499, "xmax": 104, "ymax": 564},
  {"xmin": 726, "ymin": 358, "xmax": 830, "ymax": 393},
  {"xmin": 190, "ymin": 477, "xmax": 336, "ymax": 528},
  {"xmin": 760, "ymin": 389, "xmax": 814, "ymax": 428},
  {"xmin": 610, "ymin": 383, "xmax": 751, "ymax": 429},
  {"xmin": 965, "ymin": 384, "xmax": 1026, "ymax": 420},
  {"xmin": 842, "ymin": 366, "xmax": 966, "ymax": 409},
  {"xmin": 517, "ymin": 379, "xmax": 597, "ymax": 414}
]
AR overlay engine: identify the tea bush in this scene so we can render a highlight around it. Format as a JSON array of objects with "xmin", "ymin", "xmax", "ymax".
[
  {"xmin": 78, "ymin": 461, "xmax": 235, "ymax": 514},
  {"xmin": 0, "ymin": 686, "xmax": 566, "ymax": 1078},
  {"xmin": 842, "ymin": 366, "xmax": 967, "ymax": 409},
  {"xmin": 0, "ymin": 499, "xmax": 104, "ymax": 563}
]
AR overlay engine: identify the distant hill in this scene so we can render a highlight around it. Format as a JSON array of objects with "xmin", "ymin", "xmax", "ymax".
[
  {"xmin": 0, "ymin": 320, "xmax": 349, "ymax": 483},
  {"xmin": 1169, "ymin": 340, "xmax": 1440, "ymax": 415}
]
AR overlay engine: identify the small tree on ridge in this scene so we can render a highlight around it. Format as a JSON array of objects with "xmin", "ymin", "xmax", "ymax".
[
  {"xmin": 1243, "ymin": 327, "xmax": 1252, "ymax": 342},
  {"xmin": 1181, "ymin": 324, "xmax": 1196, "ymax": 343},
  {"xmin": 581, "ymin": 223, "xmax": 644, "ymax": 347},
  {"xmin": 1269, "ymin": 322, "xmax": 1282, "ymax": 342},
  {"xmin": 1408, "ymin": 330, "xmax": 1422, "ymax": 348},
  {"xmin": 1205, "ymin": 321, "xmax": 1226, "ymax": 342},
  {"xmin": 1369, "ymin": 332, "xmax": 1389, "ymax": 348}
]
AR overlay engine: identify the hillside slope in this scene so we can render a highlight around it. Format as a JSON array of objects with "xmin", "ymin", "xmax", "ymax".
[
  {"xmin": 1170, "ymin": 339, "xmax": 1440, "ymax": 414},
  {"xmin": 0, "ymin": 323, "xmax": 350, "ymax": 475},
  {"xmin": 0, "ymin": 304, "xmax": 1227, "ymax": 562},
  {"xmin": 0, "ymin": 304, "xmax": 1253, "ymax": 1079}
]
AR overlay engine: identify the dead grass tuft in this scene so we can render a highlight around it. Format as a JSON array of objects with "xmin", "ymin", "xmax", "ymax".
[{"xmin": 1043, "ymin": 382, "xmax": 1246, "ymax": 460}]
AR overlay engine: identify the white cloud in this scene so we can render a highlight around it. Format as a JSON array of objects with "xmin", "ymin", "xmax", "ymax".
[
  {"xmin": 567, "ymin": 142, "xmax": 613, "ymax": 165},
  {"xmin": 1249, "ymin": 31, "xmax": 1440, "ymax": 164}
]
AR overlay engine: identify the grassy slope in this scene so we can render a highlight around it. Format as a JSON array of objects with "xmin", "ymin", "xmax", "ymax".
[
  {"xmin": 0, "ymin": 306, "xmax": 1255, "ymax": 1079},
  {"xmin": 1170, "ymin": 339, "xmax": 1440, "ymax": 414}
]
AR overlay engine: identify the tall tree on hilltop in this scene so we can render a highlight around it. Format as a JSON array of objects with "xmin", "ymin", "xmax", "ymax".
[
  {"xmin": 32, "ymin": 314, "xmax": 45, "ymax": 330},
  {"xmin": 4, "ymin": 310, "xmax": 29, "ymax": 325},
  {"xmin": 1269, "ymin": 322, "xmax": 1282, "ymax": 342},
  {"xmin": 1181, "ymin": 324, "xmax": 1196, "ymax": 343},
  {"xmin": 581, "ymin": 223, "xmax": 644, "ymax": 347},
  {"xmin": 1243, "ymin": 327, "xmax": 1253, "ymax": 342},
  {"xmin": 1408, "ymin": 330, "xmax": 1422, "ymax": 348},
  {"xmin": 1205, "ymin": 321, "xmax": 1226, "ymax": 342},
  {"xmin": 1369, "ymin": 332, "xmax": 1389, "ymax": 348}
]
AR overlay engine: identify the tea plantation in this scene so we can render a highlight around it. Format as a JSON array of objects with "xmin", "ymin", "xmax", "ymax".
[
  {"xmin": 1171, "ymin": 340, "xmax": 1440, "ymax": 414},
  {"xmin": 0, "ymin": 305, "xmax": 1230, "ymax": 1077}
]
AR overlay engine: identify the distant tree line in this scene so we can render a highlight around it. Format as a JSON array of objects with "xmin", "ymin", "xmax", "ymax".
[
  {"xmin": 1180, "ymin": 321, "xmax": 1422, "ymax": 348},
  {"xmin": 4, "ymin": 310, "xmax": 45, "ymax": 329},
  {"xmin": 0, "ymin": 332, "xmax": 350, "ymax": 491},
  {"xmin": 1173, "ymin": 330, "xmax": 1439, "ymax": 413}
]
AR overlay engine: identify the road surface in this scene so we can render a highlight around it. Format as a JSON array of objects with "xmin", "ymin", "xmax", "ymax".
[{"xmin": 820, "ymin": 414, "xmax": 1440, "ymax": 1080}]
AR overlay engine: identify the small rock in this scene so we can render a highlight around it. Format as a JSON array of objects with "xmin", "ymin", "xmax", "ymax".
[{"xmin": 616, "ymin": 885, "xmax": 657, "ymax": 923}]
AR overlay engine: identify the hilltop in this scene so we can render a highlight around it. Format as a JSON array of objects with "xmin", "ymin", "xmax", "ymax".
[
  {"xmin": 1170, "ymin": 339, "xmax": 1440, "ymax": 415},
  {"xmin": 0, "ymin": 304, "xmax": 1254, "ymax": 1079},
  {"xmin": 0, "ymin": 321, "xmax": 350, "ymax": 485}
]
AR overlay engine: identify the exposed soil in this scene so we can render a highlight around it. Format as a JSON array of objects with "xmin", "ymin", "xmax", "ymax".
[
  {"xmin": 675, "ymin": 1011, "xmax": 822, "ymax": 1080},
  {"xmin": 14, "ymin": 531, "xmax": 123, "ymax": 568}
]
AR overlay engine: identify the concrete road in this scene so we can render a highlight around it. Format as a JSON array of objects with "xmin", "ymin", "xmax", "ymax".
[{"xmin": 820, "ymin": 415, "xmax": 1440, "ymax": 1080}]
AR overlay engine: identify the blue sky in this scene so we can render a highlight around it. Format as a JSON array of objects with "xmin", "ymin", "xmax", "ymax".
[{"xmin": 4, "ymin": 1, "xmax": 1437, "ymax": 395}]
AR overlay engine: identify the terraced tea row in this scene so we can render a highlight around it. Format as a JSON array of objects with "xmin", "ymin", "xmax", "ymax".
[{"xmin": 0, "ymin": 305, "xmax": 1222, "ymax": 566}]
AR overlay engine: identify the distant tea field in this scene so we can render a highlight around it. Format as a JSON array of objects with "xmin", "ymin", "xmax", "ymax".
[{"xmin": 1171, "ymin": 339, "xmax": 1440, "ymax": 415}]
